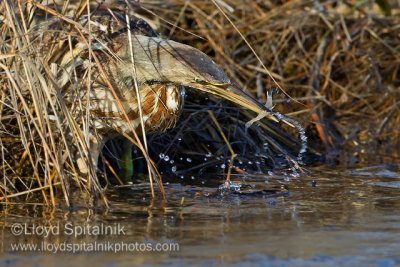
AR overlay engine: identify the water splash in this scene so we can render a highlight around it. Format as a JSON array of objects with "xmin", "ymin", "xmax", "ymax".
[
  {"xmin": 271, "ymin": 110, "xmax": 308, "ymax": 164},
  {"xmin": 243, "ymin": 90, "xmax": 308, "ymax": 167},
  {"xmin": 218, "ymin": 181, "xmax": 242, "ymax": 193}
]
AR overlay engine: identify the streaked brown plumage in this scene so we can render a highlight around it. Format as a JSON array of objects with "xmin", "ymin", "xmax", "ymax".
[{"xmin": 29, "ymin": 3, "xmax": 280, "ymax": 173}]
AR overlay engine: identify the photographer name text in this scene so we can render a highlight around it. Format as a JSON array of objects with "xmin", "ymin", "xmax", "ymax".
[{"xmin": 11, "ymin": 223, "xmax": 126, "ymax": 238}]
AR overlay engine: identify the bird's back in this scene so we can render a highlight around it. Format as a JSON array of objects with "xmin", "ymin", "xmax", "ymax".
[{"xmin": 26, "ymin": 5, "xmax": 184, "ymax": 139}]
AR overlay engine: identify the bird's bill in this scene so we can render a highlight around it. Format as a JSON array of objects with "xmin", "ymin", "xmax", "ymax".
[{"xmin": 188, "ymin": 82, "xmax": 279, "ymax": 123}]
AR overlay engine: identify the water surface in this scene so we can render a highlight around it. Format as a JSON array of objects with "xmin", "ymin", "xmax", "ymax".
[{"xmin": 1, "ymin": 164, "xmax": 400, "ymax": 266}]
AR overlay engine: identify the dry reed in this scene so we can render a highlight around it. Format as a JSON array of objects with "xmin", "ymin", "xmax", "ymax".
[
  {"xmin": 149, "ymin": 0, "xmax": 399, "ymax": 160},
  {"xmin": 1, "ymin": 0, "xmax": 399, "ymax": 206}
]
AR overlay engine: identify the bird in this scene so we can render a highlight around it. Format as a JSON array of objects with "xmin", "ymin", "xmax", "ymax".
[{"xmin": 28, "ymin": 2, "xmax": 282, "ymax": 176}]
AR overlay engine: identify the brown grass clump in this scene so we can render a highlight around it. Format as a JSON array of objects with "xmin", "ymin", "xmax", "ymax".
[
  {"xmin": 0, "ymin": 0, "xmax": 399, "ymax": 206},
  {"xmin": 150, "ymin": 0, "xmax": 399, "ymax": 161},
  {"xmin": 0, "ymin": 1, "xmax": 107, "ymax": 206}
]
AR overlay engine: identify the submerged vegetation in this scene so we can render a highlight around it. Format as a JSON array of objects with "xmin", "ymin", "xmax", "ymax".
[{"xmin": 0, "ymin": 0, "xmax": 399, "ymax": 206}]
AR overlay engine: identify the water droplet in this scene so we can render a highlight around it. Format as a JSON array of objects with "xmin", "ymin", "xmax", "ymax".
[
  {"xmin": 191, "ymin": 176, "xmax": 195, "ymax": 180},
  {"xmin": 221, "ymin": 164, "xmax": 226, "ymax": 169},
  {"xmin": 186, "ymin": 158, "xmax": 192, "ymax": 162},
  {"xmin": 270, "ymin": 110, "xmax": 308, "ymax": 164},
  {"xmin": 172, "ymin": 166, "xmax": 177, "ymax": 172},
  {"xmin": 263, "ymin": 143, "xmax": 269, "ymax": 150},
  {"xmin": 206, "ymin": 152, "xmax": 212, "ymax": 158},
  {"xmin": 180, "ymin": 175, "xmax": 184, "ymax": 179},
  {"xmin": 170, "ymin": 160, "xmax": 174, "ymax": 164},
  {"xmin": 219, "ymin": 181, "xmax": 241, "ymax": 191},
  {"xmin": 159, "ymin": 153, "xmax": 165, "ymax": 159},
  {"xmin": 164, "ymin": 155, "xmax": 170, "ymax": 161},
  {"xmin": 290, "ymin": 168, "xmax": 300, "ymax": 178}
]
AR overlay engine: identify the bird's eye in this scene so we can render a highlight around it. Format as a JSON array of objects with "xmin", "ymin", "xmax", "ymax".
[
  {"xmin": 194, "ymin": 78, "xmax": 207, "ymax": 84},
  {"xmin": 194, "ymin": 78, "xmax": 229, "ymax": 88}
]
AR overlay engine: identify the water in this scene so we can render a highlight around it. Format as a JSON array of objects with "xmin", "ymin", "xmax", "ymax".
[
  {"xmin": 270, "ymin": 110, "xmax": 308, "ymax": 164},
  {"xmin": 1, "ymin": 164, "xmax": 400, "ymax": 266}
]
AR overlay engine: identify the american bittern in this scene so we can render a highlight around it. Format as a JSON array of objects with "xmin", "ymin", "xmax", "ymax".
[{"xmin": 27, "ymin": 3, "xmax": 290, "ymax": 176}]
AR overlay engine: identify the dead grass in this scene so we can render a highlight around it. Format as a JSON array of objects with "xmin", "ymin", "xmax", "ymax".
[
  {"xmin": 149, "ymin": 0, "xmax": 399, "ymax": 158},
  {"xmin": 0, "ymin": 0, "xmax": 163, "ymax": 206},
  {"xmin": 0, "ymin": 0, "xmax": 399, "ymax": 206}
]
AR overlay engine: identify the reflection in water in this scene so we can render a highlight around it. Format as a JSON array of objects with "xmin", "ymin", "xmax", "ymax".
[{"xmin": 1, "ymin": 165, "xmax": 400, "ymax": 266}]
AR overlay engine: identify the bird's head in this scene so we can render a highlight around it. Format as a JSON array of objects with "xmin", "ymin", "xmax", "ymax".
[{"xmin": 119, "ymin": 35, "xmax": 278, "ymax": 122}]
